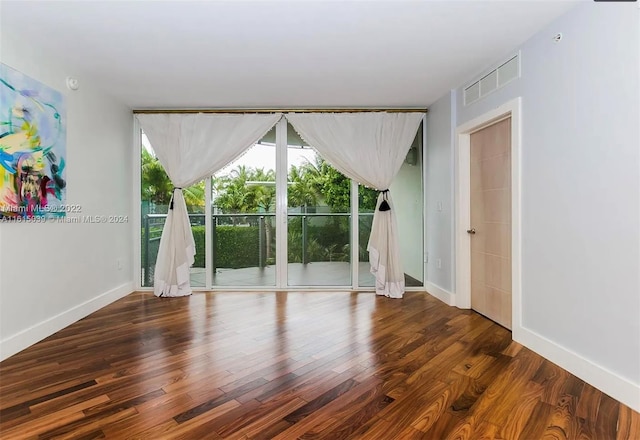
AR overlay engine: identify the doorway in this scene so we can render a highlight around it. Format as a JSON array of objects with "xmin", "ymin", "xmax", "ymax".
[
  {"xmin": 455, "ymin": 98, "xmax": 521, "ymax": 333},
  {"xmin": 138, "ymin": 117, "xmax": 425, "ymax": 290}
]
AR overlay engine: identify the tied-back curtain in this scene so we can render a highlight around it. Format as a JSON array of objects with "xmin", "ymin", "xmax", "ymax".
[
  {"xmin": 136, "ymin": 113, "xmax": 282, "ymax": 297},
  {"xmin": 286, "ymin": 112, "xmax": 423, "ymax": 298}
]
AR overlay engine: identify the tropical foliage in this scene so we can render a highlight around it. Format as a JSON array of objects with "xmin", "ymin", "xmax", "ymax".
[
  {"xmin": 141, "ymin": 148, "xmax": 205, "ymax": 211},
  {"xmin": 141, "ymin": 148, "xmax": 379, "ymax": 276},
  {"xmin": 141, "ymin": 147, "xmax": 378, "ymax": 213},
  {"xmin": 213, "ymin": 165, "xmax": 276, "ymax": 213}
]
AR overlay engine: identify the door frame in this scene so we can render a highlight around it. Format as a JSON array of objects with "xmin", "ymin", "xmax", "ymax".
[
  {"xmin": 454, "ymin": 97, "xmax": 522, "ymax": 332},
  {"xmin": 134, "ymin": 115, "xmax": 428, "ymax": 291}
]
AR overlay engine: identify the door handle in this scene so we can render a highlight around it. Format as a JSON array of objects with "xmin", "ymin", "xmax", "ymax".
[{"xmin": 467, "ymin": 228, "xmax": 476, "ymax": 234}]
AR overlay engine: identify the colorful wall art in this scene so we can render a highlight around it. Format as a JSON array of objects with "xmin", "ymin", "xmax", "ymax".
[{"xmin": 0, "ymin": 63, "xmax": 66, "ymax": 220}]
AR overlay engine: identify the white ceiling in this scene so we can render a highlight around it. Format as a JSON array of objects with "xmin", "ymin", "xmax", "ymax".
[{"xmin": 1, "ymin": 1, "xmax": 579, "ymax": 109}]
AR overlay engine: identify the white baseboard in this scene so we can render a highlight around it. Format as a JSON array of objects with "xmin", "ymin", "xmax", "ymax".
[
  {"xmin": 514, "ymin": 325, "xmax": 640, "ymax": 413},
  {"xmin": 0, "ymin": 282, "xmax": 134, "ymax": 361},
  {"xmin": 424, "ymin": 281, "xmax": 456, "ymax": 306}
]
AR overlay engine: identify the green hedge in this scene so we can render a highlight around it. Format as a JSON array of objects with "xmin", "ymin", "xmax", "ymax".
[
  {"xmin": 191, "ymin": 225, "xmax": 262, "ymax": 269},
  {"xmin": 141, "ymin": 227, "xmax": 162, "ymax": 286},
  {"xmin": 143, "ymin": 225, "xmax": 261, "ymax": 270},
  {"xmin": 192, "ymin": 226, "xmax": 206, "ymax": 268},
  {"xmin": 214, "ymin": 225, "xmax": 260, "ymax": 269}
]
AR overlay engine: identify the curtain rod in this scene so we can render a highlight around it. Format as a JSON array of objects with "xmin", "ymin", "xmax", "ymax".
[{"xmin": 132, "ymin": 108, "xmax": 428, "ymax": 114}]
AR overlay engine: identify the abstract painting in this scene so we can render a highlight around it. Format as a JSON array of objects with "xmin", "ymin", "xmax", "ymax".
[{"xmin": 0, "ymin": 63, "xmax": 66, "ymax": 220}]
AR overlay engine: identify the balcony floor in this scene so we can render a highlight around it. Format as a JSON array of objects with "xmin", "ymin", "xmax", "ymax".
[{"xmin": 189, "ymin": 262, "xmax": 423, "ymax": 288}]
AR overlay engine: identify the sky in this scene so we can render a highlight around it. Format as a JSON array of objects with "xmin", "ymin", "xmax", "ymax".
[{"xmin": 142, "ymin": 133, "xmax": 317, "ymax": 176}]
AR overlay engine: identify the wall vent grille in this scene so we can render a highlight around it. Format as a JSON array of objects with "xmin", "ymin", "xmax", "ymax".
[{"xmin": 464, "ymin": 54, "xmax": 520, "ymax": 106}]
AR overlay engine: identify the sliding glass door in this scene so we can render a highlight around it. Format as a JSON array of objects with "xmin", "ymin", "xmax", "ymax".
[
  {"xmin": 210, "ymin": 128, "xmax": 277, "ymax": 286},
  {"xmin": 286, "ymin": 122, "xmax": 352, "ymax": 286},
  {"xmin": 140, "ymin": 133, "xmax": 207, "ymax": 288},
  {"xmin": 389, "ymin": 124, "xmax": 424, "ymax": 287},
  {"xmin": 139, "ymin": 119, "xmax": 424, "ymax": 290}
]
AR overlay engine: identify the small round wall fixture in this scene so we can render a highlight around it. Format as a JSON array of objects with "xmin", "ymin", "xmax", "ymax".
[
  {"xmin": 66, "ymin": 77, "xmax": 79, "ymax": 91},
  {"xmin": 553, "ymin": 33, "xmax": 563, "ymax": 43}
]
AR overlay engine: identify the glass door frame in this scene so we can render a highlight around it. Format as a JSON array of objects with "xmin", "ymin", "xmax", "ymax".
[
  {"xmin": 204, "ymin": 177, "xmax": 213, "ymax": 288},
  {"xmin": 134, "ymin": 114, "xmax": 426, "ymax": 291},
  {"xmin": 275, "ymin": 117, "xmax": 288, "ymax": 287},
  {"xmin": 276, "ymin": 118, "xmax": 356, "ymax": 290}
]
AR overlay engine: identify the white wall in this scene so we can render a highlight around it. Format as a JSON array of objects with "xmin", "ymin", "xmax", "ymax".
[
  {"xmin": 428, "ymin": 2, "xmax": 639, "ymax": 409},
  {"xmin": 390, "ymin": 137, "xmax": 424, "ymax": 282},
  {"xmin": 424, "ymin": 92, "xmax": 455, "ymax": 294},
  {"xmin": 0, "ymin": 32, "xmax": 134, "ymax": 360}
]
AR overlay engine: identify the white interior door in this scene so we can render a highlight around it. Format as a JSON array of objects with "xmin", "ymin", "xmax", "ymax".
[{"xmin": 469, "ymin": 117, "xmax": 512, "ymax": 329}]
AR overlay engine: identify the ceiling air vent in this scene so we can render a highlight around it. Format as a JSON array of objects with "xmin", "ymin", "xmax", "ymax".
[
  {"xmin": 464, "ymin": 82, "xmax": 480, "ymax": 106},
  {"xmin": 497, "ymin": 55, "xmax": 519, "ymax": 87},
  {"xmin": 479, "ymin": 70, "xmax": 498, "ymax": 97},
  {"xmin": 464, "ymin": 53, "xmax": 520, "ymax": 106}
]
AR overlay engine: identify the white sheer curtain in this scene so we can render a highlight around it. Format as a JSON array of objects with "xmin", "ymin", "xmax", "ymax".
[
  {"xmin": 137, "ymin": 113, "xmax": 282, "ymax": 297},
  {"xmin": 286, "ymin": 112, "xmax": 423, "ymax": 298}
]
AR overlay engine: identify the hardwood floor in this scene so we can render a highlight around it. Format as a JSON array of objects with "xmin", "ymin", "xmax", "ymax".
[{"xmin": 0, "ymin": 291, "xmax": 637, "ymax": 439}]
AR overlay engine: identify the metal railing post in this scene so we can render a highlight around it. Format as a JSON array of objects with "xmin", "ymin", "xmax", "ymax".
[
  {"xmin": 144, "ymin": 214, "xmax": 150, "ymax": 286},
  {"xmin": 212, "ymin": 215, "xmax": 217, "ymax": 276},
  {"xmin": 259, "ymin": 215, "xmax": 266, "ymax": 268},
  {"xmin": 302, "ymin": 215, "xmax": 308, "ymax": 264}
]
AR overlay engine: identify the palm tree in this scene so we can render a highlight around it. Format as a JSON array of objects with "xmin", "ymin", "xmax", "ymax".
[
  {"xmin": 216, "ymin": 183, "xmax": 250, "ymax": 213},
  {"xmin": 229, "ymin": 164, "xmax": 251, "ymax": 183},
  {"xmin": 250, "ymin": 167, "xmax": 276, "ymax": 212},
  {"xmin": 288, "ymin": 164, "xmax": 320, "ymax": 211},
  {"xmin": 141, "ymin": 148, "xmax": 172, "ymax": 206},
  {"xmin": 215, "ymin": 165, "xmax": 279, "ymax": 213},
  {"xmin": 141, "ymin": 148, "xmax": 205, "ymax": 211},
  {"xmin": 249, "ymin": 168, "xmax": 276, "ymax": 260},
  {"xmin": 252, "ymin": 167, "xmax": 275, "ymax": 183},
  {"xmin": 183, "ymin": 182, "xmax": 206, "ymax": 212}
]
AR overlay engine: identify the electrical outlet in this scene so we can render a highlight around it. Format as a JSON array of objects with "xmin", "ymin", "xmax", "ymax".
[
  {"xmin": 425, "ymin": 252, "xmax": 429, "ymax": 263},
  {"xmin": 437, "ymin": 201, "xmax": 443, "ymax": 212},
  {"xmin": 436, "ymin": 258, "xmax": 442, "ymax": 269},
  {"xmin": 117, "ymin": 258, "xmax": 123, "ymax": 270}
]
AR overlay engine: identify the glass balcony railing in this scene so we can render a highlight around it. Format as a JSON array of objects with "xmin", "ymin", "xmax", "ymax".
[{"xmin": 141, "ymin": 212, "xmax": 374, "ymax": 288}]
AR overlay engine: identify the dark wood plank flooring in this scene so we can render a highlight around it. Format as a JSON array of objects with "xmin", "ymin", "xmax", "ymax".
[{"xmin": 0, "ymin": 292, "xmax": 637, "ymax": 439}]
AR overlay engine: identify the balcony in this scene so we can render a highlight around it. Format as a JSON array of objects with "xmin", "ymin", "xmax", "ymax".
[{"xmin": 142, "ymin": 212, "xmax": 421, "ymax": 289}]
